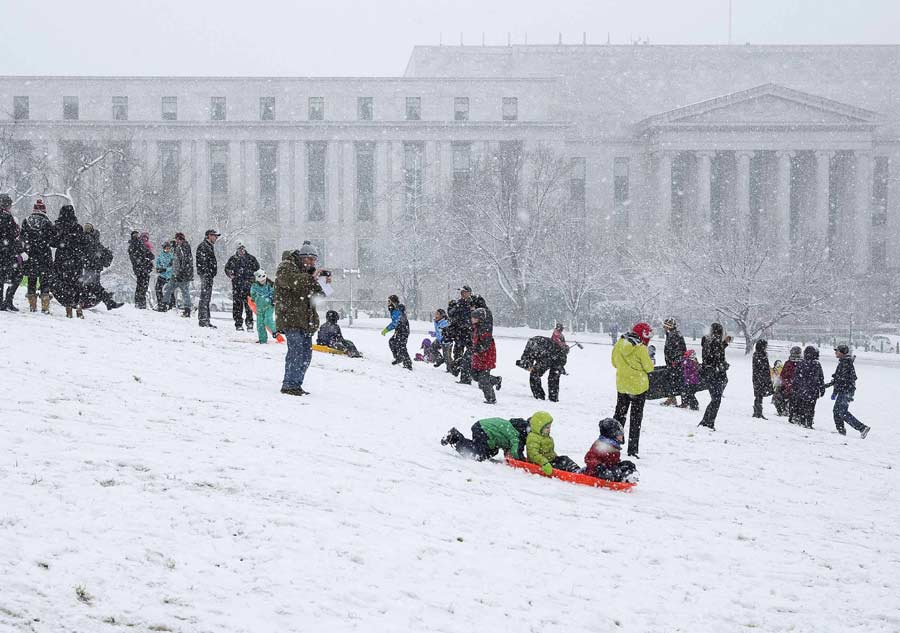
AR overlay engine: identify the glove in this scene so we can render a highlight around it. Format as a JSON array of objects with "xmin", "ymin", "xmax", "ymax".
[
  {"xmin": 381, "ymin": 327, "xmax": 389, "ymax": 336},
  {"xmin": 428, "ymin": 331, "xmax": 435, "ymax": 337},
  {"xmin": 541, "ymin": 463, "xmax": 553, "ymax": 476}
]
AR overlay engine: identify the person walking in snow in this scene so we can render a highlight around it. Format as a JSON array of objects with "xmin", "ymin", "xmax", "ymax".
[
  {"xmin": 164, "ymin": 232, "xmax": 193, "ymax": 317},
  {"xmin": 224, "ymin": 242, "xmax": 260, "ymax": 331},
  {"xmin": 21, "ymin": 199, "xmax": 55, "ymax": 314},
  {"xmin": 275, "ymin": 241, "xmax": 329, "ymax": 396},
  {"xmin": 154, "ymin": 241, "xmax": 174, "ymax": 311},
  {"xmin": 80, "ymin": 223, "xmax": 122, "ymax": 311},
  {"xmin": 752, "ymin": 339, "xmax": 774, "ymax": 419},
  {"xmin": 195, "ymin": 229, "xmax": 220, "ymax": 328},
  {"xmin": 698, "ymin": 323, "xmax": 732, "ymax": 430},
  {"xmin": 611, "ymin": 322, "xmax": 654, "ymax": 457},
  {"xmin": 826, "ymin": 344, "xmax": 870, "ymax": 438},
  {"xmin": 517, "ymin": 335, "xmax": 568, "ymax": 402},
  {"xmin": 471, "ymin": 307, "xmax": 502, "ymax": 404},
  {"xmin": 681, "ymin": 349, "xmax": 701, "ymax": 410},
  {"xmin": 661, "ymin": 318, "xmax": 687, "ymax": 407},
  {"xmin": 381, "ymin": 294, "xmax": 412, "ymax": 370},
  {"xmin": 441, "ymin": 417, "xmax": 526, "ymax": 461},
  {"xmin": 128, "ymin": 230, "xmax": 154, "ymax": 309},
  {"xmin": 317, "ymin": 309, "xmax": 361, "ymax": 357},
  {"xmin": 0, "ymin": 193, "xmax": 26, "ymax": 312},
  {"xmin": 51, "ymin": 205, "xmax": 86, "ymax": 318},
  {"xmin": 789, "ymin": 345, "xmax": 824, "ymax": 429},
  {"xmin": 249, "ymin": 269, "xmax": 277, "ymax": 344}
]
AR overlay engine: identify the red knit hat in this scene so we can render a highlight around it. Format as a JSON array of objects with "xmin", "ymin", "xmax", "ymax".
[
  {"xmin": 33, "ymin": 199, "xmax": 46, "ymax": 212},
  {"xmin": 632, "ymin": 322, "xmax": 653, "ymax": 345}
]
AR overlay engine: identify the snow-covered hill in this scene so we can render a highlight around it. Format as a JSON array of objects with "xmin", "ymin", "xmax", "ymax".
[{"xmin": 1, "ymin": 307, "xmax": 897, "ymax": 632}]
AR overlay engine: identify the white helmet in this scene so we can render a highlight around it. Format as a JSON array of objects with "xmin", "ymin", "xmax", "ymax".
[{"xmin": 254, "ymin": 269, "xmax": 267, "ymax": 282}]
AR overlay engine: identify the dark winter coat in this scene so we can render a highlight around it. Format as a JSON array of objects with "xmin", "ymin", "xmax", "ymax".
[
  {"xmin": 128, "ymin": 235, "xmax": 154, "ymax": 275},
  {"xmin": 0, "ymin": 210, "xmax": 23, "ymax": 277},
  {"xmin": 172, "ymin": 240, "xmax": 194, "ymax": 282},
  {"xmin": 752, "ymin": 344, "xmax": 773, "ymax": 397},
  {"xmin": 224, "ymin": 252, "xmax": 260, "ymax": 285},
  {"xmin": 21, "ymin": 211, "xmax": 55, "ymax": 274},
  {"xmin": 196, "ymin": 239, "xmax": 218, "ymax": 279},
  {"xmin": 522, "ymin": 336, "xmax": 568, "ymax": 369},
  {"xmin": 316, "ymin": 322, "xmax": 344, "ymax": 347},
  {"xmin": 274, "ymin": 250, "xmax": 323, "ymax": 334},
  {"xmin": 81, "ymin": 229, "xmax": 113, "ymax": 272},
  {"xmin": 792, "ymin": 347, "xmax": 825, "ymax": 402},
  {"xmin": 51, "ymin": 209, "xmax": 85, "ymax": 307},
  {"xmin": 701, "ymin": 334, "xmax": 729, "ymax": 377},
  {"xmin": 385, "ymin": 304, "xmax": 410, "ymax": 337},
  {"xmin": 780, "ymin": 359, "xmax": 799, "ymax": 396},
  {"xmin": 831, "ymin": 356, "xmax": 857, "ymax": 397},
  {"xmin": 471, "ymin": 320, "xmax": 497, "ymax": 371},
  {"xmin": 664, "ymin": 329, "xmax": 687, "ymax": 367}
]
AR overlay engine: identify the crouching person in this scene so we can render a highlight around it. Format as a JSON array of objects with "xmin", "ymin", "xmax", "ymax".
[
  {"xmin": 317, "ymin": 309, "xmax": 362, "ymax": 357},
  {"xmin": 441, "ymin": 417, "xmax": 526, "ymax": 461},
  {"xmin": 583, "ymin": 418, "xmax": 639, "ymax": 483},
  {"xmin": 525, "ymin": 411, "xmax": 581, "ymax": 475}
]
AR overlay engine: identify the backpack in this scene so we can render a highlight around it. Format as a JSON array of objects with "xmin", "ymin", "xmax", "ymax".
[
  {"xmin": 98, "ymin": 245, "xmax": 114, "ymax": 269},
  {"xmin": 509, "ymin": 418, "xmax": 531, "ymax": 458}
]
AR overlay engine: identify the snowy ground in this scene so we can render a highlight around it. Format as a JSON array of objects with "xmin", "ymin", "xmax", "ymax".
[{"xmin": 1, "ymin": 306, "xmax": 898, "ymax": 633}]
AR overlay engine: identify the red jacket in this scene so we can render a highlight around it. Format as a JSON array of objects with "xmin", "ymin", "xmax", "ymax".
[
  {"xmin": 584, "ymin": 437, "xmax": 621, "ymax": 475},
  {"xmin": 471, "ymin": 322, "xmax": 496, "ymax": 371},
  {"xmin": 781, "ymin": 360, "xmax": 799, "ymax": 395}
]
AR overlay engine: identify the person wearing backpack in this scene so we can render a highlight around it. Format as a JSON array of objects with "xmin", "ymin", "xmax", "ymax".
[{"xmin": 81, "ymin": 223, "xmax": 122, "ymax": 310}]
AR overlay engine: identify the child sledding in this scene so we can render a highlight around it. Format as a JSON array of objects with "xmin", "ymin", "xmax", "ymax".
[{"xmin": 316, "ymin": 310, "xmax": 362, "ymax": 357}]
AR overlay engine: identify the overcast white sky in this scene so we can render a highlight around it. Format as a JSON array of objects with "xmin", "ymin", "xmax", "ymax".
[{"xmin": 1, "ymin": 0, "xmax": 897, "ymax": 77}]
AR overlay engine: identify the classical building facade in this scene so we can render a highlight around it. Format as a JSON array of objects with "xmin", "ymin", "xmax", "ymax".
[{"xmin": 2, "ymin": 44, "xmax": 899, "ymax": 305}]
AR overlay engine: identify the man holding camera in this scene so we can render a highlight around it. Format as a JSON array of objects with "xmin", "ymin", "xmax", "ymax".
[{"xmin": 275, "ymin": 240, "xmax": 331, "ymax": 396}]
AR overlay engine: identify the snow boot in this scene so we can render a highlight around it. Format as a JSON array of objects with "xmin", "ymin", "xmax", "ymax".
[
  {"xmin": 65, "ymin": 306, "xmax": 73, "ymax": 318},
  {"xmin": 76, "ymin": 308, "xmax": 84, "ymax": 319},
  {"xmin": 27, "ymin": 293, "xmax": 37, "ymax": 312},
  {"xmin": 181, "ymin": 308, "xmax": 191, "ymax": 318},
  {"xmin": 662, "ymin": 397, "xmax": 677, "ymax": 406},
  {"xmin": 235, "ymin": 324, "xmax": 244, "ymax": 332},
  {"xmin": 494, "ymin": 376, "xmax": 502, "ymax": 391},
  {"xmin": 280, "ymin": 387, "xmax": 304, "ymax": 397},
  {"xmin": 3, "ymin": 286, "xmax": 17, "ymax": 311},
  {"xmin": 40, "ymin": 294, "xmax": 51, "ymax": 314},
  {"xmin": 860, "ymin": 426, "xmax": 870, "ymax": 439}
]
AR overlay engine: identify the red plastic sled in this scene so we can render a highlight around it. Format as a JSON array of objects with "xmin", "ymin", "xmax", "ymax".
[
  {"xmin": 504, "ymin": 458, "xmax": 636, "ymax": 492},
  {"xmin": 247, "ymin": 297, "xmax": 285, "ymax": 343}
]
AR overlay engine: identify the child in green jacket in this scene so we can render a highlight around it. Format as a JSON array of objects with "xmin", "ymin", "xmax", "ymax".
[
  {"xmin": 249, "ymin": 270, "xmax": 277, "ymax": 343},
  {"xmin": 525, "ymin": 411, "xmax": 581, "ymax": 475},
  {"xmin": 441, "ymin": 417, "xmax": 525, "ymax": 461}
]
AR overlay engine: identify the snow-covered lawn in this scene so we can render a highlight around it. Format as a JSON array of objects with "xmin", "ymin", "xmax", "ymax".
[{"xmin": 1, "ymin": 307, "xmax": 897, "ymax": 632}]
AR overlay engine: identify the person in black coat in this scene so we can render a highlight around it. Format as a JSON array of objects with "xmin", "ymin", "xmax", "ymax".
[
  {"xmin": 51, "ymin": 205, "xmax": 86, "ymax": 317},
  {"xmin": 751, "ymin": 339, "xmax": 773, "ymax": 419},
  {"xmin": 316, "ymin": 309, "xmax": 361, "ymax": 357},
  {"xmin": 517, "ymin": 335, "xmax": 568, "ymax": 401},
  {"xmin": 698, "ymin": 322, "xmax": 732, "ymax": 430},
  {"xmin": 21, "ymin": 199, "xmax": 55, "ymax": 313},
  {"xmin": 164, "ymin": 232, "xmax": 194, "ymax": 317},
  {"xmin": 790, "ymin": 346, "xmax": 825, "ymax": 429},
  {"xmin": 224, "ymin": 243, "xmax": 260, "ymax": 331},
  {"xmin": 80, "ymin": 223, "xmax": 122, "ymax": 310},
  {"xmin": 195, "ymin": 229, "xmax": 219, "ymax": 328},
  {"xmin": 127, "ymin": 230, "xmax": 154, "ymax": 309},
  {"xmin": 826, "ymin": 345, "xmax": 870, "ymax": 438},
  {"xmin": 0, "ymin": 193, "xmax": 26, "ymax": 312},
  {"xmin": 662, "ymin": 318, "xmax": 687, "ymax": 406}
]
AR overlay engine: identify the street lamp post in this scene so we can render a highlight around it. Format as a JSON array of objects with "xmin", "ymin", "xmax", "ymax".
[{"xmin": 341, "ymin": 268, "xmax": 361, "ymax": 325}]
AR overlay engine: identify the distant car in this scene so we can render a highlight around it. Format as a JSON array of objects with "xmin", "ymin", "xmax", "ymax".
[{"xmin": 869, "ymin": 335, "xmax": 898, "ymax": 353}]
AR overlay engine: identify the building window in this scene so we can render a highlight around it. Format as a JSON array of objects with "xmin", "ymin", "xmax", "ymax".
[
  {"xmin": 258, "ymin": 142, "xmax": 278, "ymax": 218},
  {"xmin": 112, "ymin": 96, "xmax": 128, "ymax": 121},
  {"xmin": 570, "ymin": 157, "xmax": 586, "ymax": 215},
  {"xmin": 502, "ymin": 97, "xmax": 518, "ymax": 121},
  {"xmin": 309, "ymin": 97, "xmax": 324, "ymax": 121},
  {"xmin": 406, "ymin": 97, "xmax": 421, "ymax": 121},
  {"xmin": 358, "ymin": 97, "xmax": 374, "ymax": 121},
  {"xmin": 403, "ymin": 142, "xmax": 425, "ymax": 217},
  {"xmin": 452, "ymin": 142, "xmax": 471, "ymax": 184},
  {"xmin": 159, "ymin": 142, "xmax": 180, "ymax": 215},
  {"xmin": 307, "ymin": 141, "xmax": 327, "ymax": 221},
  {"xmin": 454, "ymin": 97, "xmax": 469, "ymax": 121},
  {"xmin": 260, "ymin": 97, "xmax": 275, "ymax": 121},
  {"xmin": 162, "ymin": 96, "xmax": 177, "ymax": 121},
  {"xmin": 13, "ymin": 96, "xmax": 29, "ymax": 120},
  {"xmin": 210, "ymin": 97, "xmax": 226, "ymax": 121},
  {"xmin": 356, "ymin": 142, "xmax": 375, "ymax": 222},
  {"xmin": 63, "ymin": 96, "xmax": 79, "ymax": 120},
  {"xmin": 357, "ymin": 237, "xmax": 374, "ymax": 269},
  {"xmin": 209, "ymin": 142, "xmax": 228, "ymax": 200}
]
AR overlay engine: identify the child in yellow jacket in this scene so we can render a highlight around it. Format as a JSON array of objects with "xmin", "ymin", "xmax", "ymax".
[{"xmin": 525, "ymin": 411, "xmax": 580, "ymax": 475}]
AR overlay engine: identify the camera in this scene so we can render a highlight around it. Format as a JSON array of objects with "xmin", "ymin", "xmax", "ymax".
[{"xmin": 318, "ymin": 269, "xmax": 332, "ymax": 277}]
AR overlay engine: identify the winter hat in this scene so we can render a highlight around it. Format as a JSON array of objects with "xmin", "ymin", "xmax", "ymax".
[
  {"xmin": 803, "ymin": 346, "xmax": 819, "ymax": 361},
  {"xmin": 834, "ymin": 344, "xmax": 850, "ymax": 355},
  {"xmin": 789, "ymin": 346, "xmax": 802, "ymax": 359},
  {"xmin": 710, "ymin": 323, "xmax": 724, "ymax": 338},
  {"xmin": 555, "ymin": 322, "xmax": 564, "ymax": 331},
  {"xmin": 663, "ymin": 317, "xmax": 677, "ymax": 329},
  {"xmin": 755, "ymin": 339, "xmax": 768, "ymax": 352},
  {"xmin": 58, "ymin": 204, "xmax": 76, "ymax": 222},
  {"xmin": 683, "ymin": 349, "xmax": 696, "ymax": 359},
  {"xmin": 325, "ymin": 309, "xmax": 339, "ymax": 323},
  {"xmin": 421, "ymin": 338, "xmax": 432, "ymax": 348},
  {"xmin": 254, "ymin": 269, "xmax": 268, "ymax": 282},
  {"xmin": 471, "ymin": 308, "xmax": 488, "ymax": 322},
  {"xmin": 529, "ymin": 411, "xmax": 553, "ymax": 434},
  {"xmin": 598, "ymin": 417, "xmax": 624, "ymax": 441},
  {"xmin": 174, "ymin": 232, "xmax": 186, "ymax": 241},
  {"xmin": 236, "ymin": 242, "xmax": 246, "ymax": 254},
  {"xmin": 632, "ymin": 322, "xmax": 653, "ymax": 345},
  {"xmin": 388, "ymin": 294, "xmax": 400, "ymax": 306},
  {"xmin": 83, "ymin": 223, "xmax": 94, "ymax": 233},
  {"xmin": 295, "ymin": 240, "xmax": 319, "ymax": 259},
  {"xmin": 33, "ymin": 199, "xmax": 46, "ymax": 213}
]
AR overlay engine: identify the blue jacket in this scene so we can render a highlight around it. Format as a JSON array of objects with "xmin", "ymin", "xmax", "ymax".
[
  {"xmin": 155, "ymin": 251, "xmax": 174, "ymax": 280},
  {"xmin": 433, "ymin": 318, "xmax": 449, "ymax": 343},
  {"xmin": 385, "ymin": 305, "xmax": 409, "ymax": 335},
  {"xmin": 250, "ymin": 280, "xmax": 275, "ymax": 310}
]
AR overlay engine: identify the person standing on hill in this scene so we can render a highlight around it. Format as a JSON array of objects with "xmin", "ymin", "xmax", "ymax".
[
  {"xmin": 224, "ymin": 242, "xmax": 260, "ymax": 331},
  {"xmin": 471, "ymin": 307, "xmax": 501, "ymax": 404},
  {"xmin": 275, "ymin": 241, "xmax": 329, "ymax": 396},
  {"xmin": 790, "ymin": 346, "xmax": 825, "ymax": 429},
  {"xmin": 164, "ymin": 232, "xmax": 193, "ymax": 317},
  {"xmin": 826, "ymin": 344, "xmax": 870, "ymax": 439},
  {"xmin": 154, "ymin": 241, "xmax": 174, "ymax": 311},
  {"xmin": 661, "ymin": 318, "xmax": 686, "ymax": 407},
  {"xmin": 698, "ymin": 323, "xmax": 732, "ymax": 430},
  {"xmin": 81, "ymin": 223, "xmax": 122, "ymax": 310},
  {"xmin": 780, "ymin": 346, "xmax": 802, "ymax": 421},
  {"xmin": 382, "ymin": 294, "xmax": 412, "ymax": 370},
  {"xmin": 517, "ymin": 335, "xmax": 567, "ymax": 402},
  {"xmin": 751, "ymin": 339, "xmax": 773, "ymax": 419},
  {"xmin": 195, "ymin": 229, "xmax": 220, "ymax": 328},
  {"xmin": 128, "ymin": 230, "xmax": 154, "ymax": 309},
  {"xmin": 611, "ymin": 322, "xmax": 654, "ymax": 458},
  {"xmin": 21, "ymin": 199, "xmax": 55, "ymax": 314},
  {"xmin": 0, "ymin": 193, "xmax": 26, "ymax": 312},
  {"xmin": 51, "ymin": 205, "xmax": 86, "ymax": 318}
]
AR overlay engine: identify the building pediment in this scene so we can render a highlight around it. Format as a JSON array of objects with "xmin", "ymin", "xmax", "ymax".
[{"xmin": 638, "ymin": 83, "xmax": 880, "ymax": 132}]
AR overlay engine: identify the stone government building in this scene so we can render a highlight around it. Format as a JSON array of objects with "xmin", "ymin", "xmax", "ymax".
[{"xmin": 1, "ymin": 44, "xmax": 898, "ymax": 308}]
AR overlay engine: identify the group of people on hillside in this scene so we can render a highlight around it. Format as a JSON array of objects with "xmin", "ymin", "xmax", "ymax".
[{"xmin": 441, "ymin": 411, "xmax": 639, "ymax": 484}]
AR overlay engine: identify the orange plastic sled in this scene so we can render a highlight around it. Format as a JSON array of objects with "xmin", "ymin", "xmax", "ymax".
[
  {"xmin": 504, "ymin": 458, "xmax": 636, "ymax": 492},
  {"xmin": 246, "ymin": 297, "xmax": 285, "ymax": 343}
]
